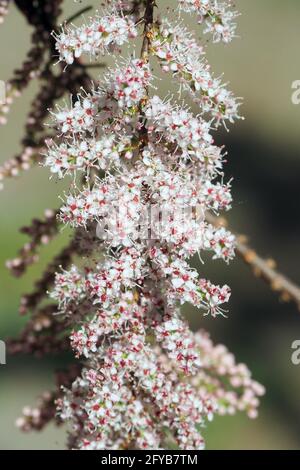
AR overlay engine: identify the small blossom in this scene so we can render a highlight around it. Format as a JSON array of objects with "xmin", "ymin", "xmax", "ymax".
[
  {"xmin": 44, "ymin": 134, "xmax": 133, "ymax": 177},
  {"xmin": 191, "ymin": 331, "xmax": 265, "ymax": 417}
]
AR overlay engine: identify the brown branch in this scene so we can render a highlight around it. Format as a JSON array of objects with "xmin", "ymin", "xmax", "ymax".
[{"xmin": 206, "ymin": 213, "xmax": 300, "ymax": 311}]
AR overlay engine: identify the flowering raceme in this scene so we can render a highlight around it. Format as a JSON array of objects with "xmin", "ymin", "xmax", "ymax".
[
  {"xmin": 10, "ymin": 0, "xmax": 264, "ymax": 450},
  {"xmin": 0, "ymin": 0, "xmax": 9, "ymax": 25}
]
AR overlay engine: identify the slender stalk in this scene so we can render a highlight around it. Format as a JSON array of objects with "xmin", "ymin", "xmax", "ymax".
[
  {"xmin": 134, "ymin": 0, "xmax": 155, "ymax": 159},
  {"xmin": 65, "ymin": 6, "xmax": 93, "ymax": 25},
  {"xmin": 207, "ymin": 213, "xmax": 300, "ymax": 310}
]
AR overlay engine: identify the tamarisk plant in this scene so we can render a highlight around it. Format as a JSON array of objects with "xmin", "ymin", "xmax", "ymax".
[{"xmin": 4, "ymin": 0, "xmax": 266, "ymax": 450}]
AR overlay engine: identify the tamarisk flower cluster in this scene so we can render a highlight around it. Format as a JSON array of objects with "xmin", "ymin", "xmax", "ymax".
[
  {"xmin": 53, "ymin": 10, "xmax": 138, "ymax": 64},
  {"xmin": 6, "ymin": 209, "xmax": 59, "ymax": 277},
  {"xmin": 0, "ymin": 0, "xmax": 63, "ymax": 127},
  {"xmin": 7, "ymin": 0, "xmax": 264, "ymax": 450}
]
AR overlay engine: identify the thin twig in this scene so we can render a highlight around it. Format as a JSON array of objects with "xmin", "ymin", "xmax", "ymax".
[{"xmin": 206, "ymin": 213, "xmax": 300, "ymax": 311}]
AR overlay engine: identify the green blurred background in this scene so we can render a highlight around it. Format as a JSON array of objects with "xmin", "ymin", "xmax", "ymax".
[{"xmin": 1, "ymin": 0, "xmax": 300, "ymax": 449}]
